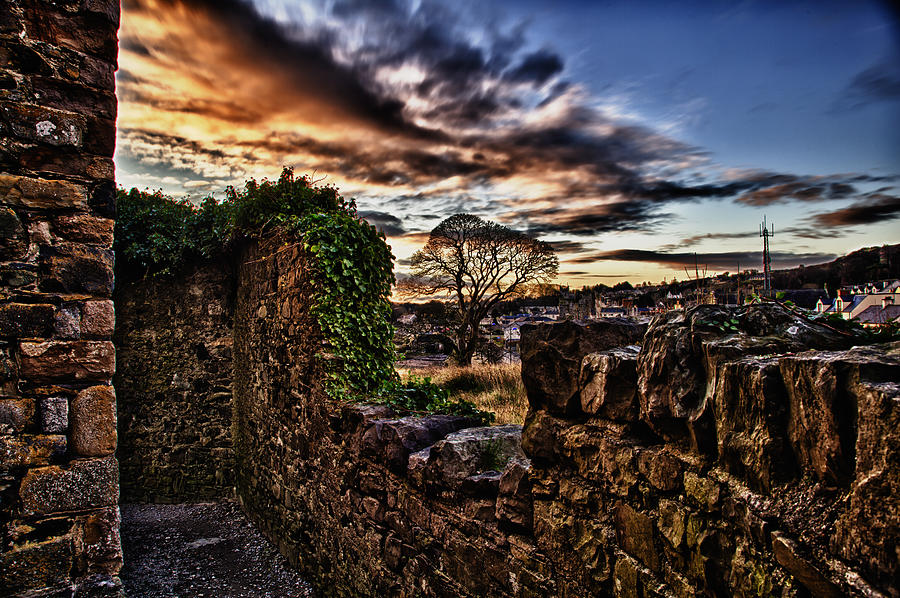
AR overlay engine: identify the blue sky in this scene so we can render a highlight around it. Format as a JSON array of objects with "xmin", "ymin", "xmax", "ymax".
[{"xmin": 115, "ymin": 0, "xmax": 900, "ymax": 285}]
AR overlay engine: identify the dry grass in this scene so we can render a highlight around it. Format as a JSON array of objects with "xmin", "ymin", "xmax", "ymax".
[{"xmin": 404, "ymin": 362, "xmax": 527, "ymax": 425}]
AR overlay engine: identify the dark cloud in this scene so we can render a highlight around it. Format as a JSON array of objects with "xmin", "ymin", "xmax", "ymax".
[
  {"xmin": 123, "ymin": 0, "xmax": 440, "ymax": 139},
  {"xmin": 575, "ymin": 249, "xmax": 835, "ymax": 270},
  {"xmin": 359, "ymin": 210, "xmax": 407, "ymax": 236},
  {"xmin": 548, "ymin": 240, "xmax": 589, "ymax": 253},
  {"xmin": 660, "ymin": 231, "xmax": 757, "ymax": 251},
  {"xmin": 518, "ymin": 201, "xmax": 670, "ymax": 236},
  {"xmin": 118, "ymin": 0, "xmax": 900, "ymax": 246},
  {"xmin": 810, "ymin": 193, "xmax": 900, "ymax": 227},
  {"xmin": 733, "ymin": 175, "xmax": 862, "ymax": 206},
  {"xmin": 506, "ymin": 49, "xmax": 564, "ymax": 85},
  {"xmin": 834, "ymin": 60, "xmax": 900, "ymax": 111},
  {"xmin": 779, "ymin": 226, "xmax": 845, "ymax": 239}
]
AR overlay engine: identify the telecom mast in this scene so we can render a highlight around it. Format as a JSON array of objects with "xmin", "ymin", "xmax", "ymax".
[{"xmin": 760, "ymin": 216, "xmax": 774, "ymax": 296}]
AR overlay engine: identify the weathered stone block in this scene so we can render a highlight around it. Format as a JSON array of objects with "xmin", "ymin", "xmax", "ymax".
[
  {"xmin": 0, "ymin": 102, "xmax": 85, "ymax": 147},
  {"xmin": 833, "ymin": 378, "xmax": 900, "ymax": 591},
  {"xmin": 0, "ymin": 264, "xmax": 38, "ymax": 289},
  {"xmin": 521, "ymin": 319, "xmax": 645, "ymax": 415},
  {"xmin": 19, "ymin": 456, "xmax": 119, "ymax": 516},
  {"xmin": 54, "ymin": 305, "xmax": 81, "ymax": 338},
  {"xmin": 683, "ymin": 471, "xmax": 720, "ymax": 512},
  {"xmin": 0, "ymin": 397, "xmax": 34, "ymax": 434},
  {"xmin": 20, "ymin": 0, "xmax": 119, "ymax": 57},
  {"xmin": 0, "ymin": 174, "xmax": 89, "ymax": 209},
  {"xmin": 0, "ymin": 206, "xmax": 27, "ymax": 259},
  {"xmin": 579, "ymin": 346, "xmax": 640, "ymax": 421},
  {"xmin": 636, "ymin": 448, "xmax": 683, "ymax": 492},
  {"xmin": 81, "ymin": 299, "xmax": 114, "ymax": 337},
  {"xmin": 361, "ymin": 414, "xmax": 476, "ymax": 472},
  {"xmin": 713, "ymin": 355, "xmax": 794, "ymax": 491},
  {"xmin": 40, "ymin": 396, "xmax": 69, "ymax": 433},
  {"xmin": 0, "ymin": 534, "xmax": 74, "ymax": 594},
  {"xmin": 53, "ymin": 213, "xmax": 114, "ymax": 246},
  {"xmin": 615, "ymin": 504, "xmax": 659, "ymax": 572},
  {"xmin": 771, "ymin": 533, "xmax": 841, "ymax": 598},
  {"xmin": 0, "ymin": 433, "xmax": 66, "ymax": 469},
  {"xmin": 18, "ymin": 340, "xmax": 115, "ymax": 383},
  {"xmin": 0, "ymin": 302, "xmax": 56, "ymax": 338},
  {"xmin": 423, "ymin": 425, "xmax": 524, "ymax": 486},
  {"xmin": 71, "ymin": 384, "xmax": 116, "ymax": 456},
  {"xmin": 496, "ymin": 457, "xmax": 533, "ymax": 533},
  {"xmin": 657, "ymin": 499, "xmax": 686, "ymax": 549},
  {"xmin": 30, "ymin": 76, "xmax": 117, "ymax": 120},
  {"xmin": 521, "ymin": 409, "xmax": 565, "ymax": 462},
  {"xmin": 39, "ymin": 243, "xmax": 114, "ymax": 295}
]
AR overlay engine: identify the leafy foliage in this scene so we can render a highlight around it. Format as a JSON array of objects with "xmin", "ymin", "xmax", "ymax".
[
  {"xmin": 375, "ymin": 375, "xmax": 494, "ymax": 425},
  {"xmin": 115, "ymin": 168, "xmax": 492, "ymax": 421},
  {"xmin": 115, "ymin": 188, "xmax": 231, "ymax": 279}
]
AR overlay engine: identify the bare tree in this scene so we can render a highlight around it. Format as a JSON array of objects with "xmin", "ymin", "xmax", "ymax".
[{"xmin": 405, "ymin": 214, "xmax": 558, "ymax": 366}]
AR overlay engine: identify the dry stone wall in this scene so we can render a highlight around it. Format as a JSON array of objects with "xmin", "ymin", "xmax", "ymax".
[
  {"xmin": 521, "ymin": 306, "xmax": 899, "ymax": 598},
  {"xmin": 0, "ymin": 1, "xmax": 122, "ymax": 595},
  {"xmin": 115, "ymin": 263, "xmax": 235, "ymax": 502},
  {"xmin": 233, "ymin": 267, "xmax": 899, "ymax": 598}
]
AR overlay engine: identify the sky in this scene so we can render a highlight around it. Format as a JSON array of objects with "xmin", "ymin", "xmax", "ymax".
[{"xmin": 114, "ymin": 0, "xmax": 900, "ymax": 287}]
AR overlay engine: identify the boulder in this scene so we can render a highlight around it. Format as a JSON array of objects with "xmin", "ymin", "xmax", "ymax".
[
  {"xmin": 830, "ymin": 348, "xmax": 900, "ymax": 591},
  {"xmin": 521, "ymin": 319, "xmax": 646, "ymax": 416},
  {"xmin": 360, "ymin": 414, "xmax": 476, "ymax": 473},
  {"xmin": 780, "ymin": 343, "xmax": 900, "ymax": 486},
  {"xmin": 712, "ymin": 355, "xmax": 794, "ymax": 491},
  {"xmin": 418, "ymin": 424, "xmax": 524, "ymax": 487}
]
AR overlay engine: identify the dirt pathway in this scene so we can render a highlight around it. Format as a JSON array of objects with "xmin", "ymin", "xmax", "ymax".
[{"xmin": 120, "ymin": 501, "xmax": 313, "ymax": 597}]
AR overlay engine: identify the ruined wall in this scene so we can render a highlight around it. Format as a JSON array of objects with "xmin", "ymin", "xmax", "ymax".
[
  {"xmin": 520, "ymin": 306, "xmax": 898, "ymax": 598},
  {"xmin": 234, "ymin": 262, "xmax": 899, "ymax": 598},
  {"xmin": 0, "ymin": 1, "xmax": 122, "ymax": 595},
  {"xmin": 115, "ymin": 264, "xmax": 235, "ymax": 502}
]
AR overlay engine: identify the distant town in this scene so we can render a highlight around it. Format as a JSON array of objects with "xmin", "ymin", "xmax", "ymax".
[{"xmin": 394, "ymin": 243, "xmax": 900, "ymax": 362}]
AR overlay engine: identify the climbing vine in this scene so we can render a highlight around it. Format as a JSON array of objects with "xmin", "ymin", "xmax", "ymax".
[{"xmin": 114, "ymin": 168, "xmax": 491, "ymax": 423}]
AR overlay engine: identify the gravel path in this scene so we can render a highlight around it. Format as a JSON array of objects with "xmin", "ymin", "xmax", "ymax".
[{"xmin": 120, "ymin": 501, "xmax": 313, "ymax": 598}]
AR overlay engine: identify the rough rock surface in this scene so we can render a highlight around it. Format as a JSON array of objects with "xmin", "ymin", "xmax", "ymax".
[
  {"xmin": 517, "ymin": 306, "xmax": 899, "ymax": 598},
  {"xmin": 115, "ymin": 263, "xmax": 235, "ymax": 502},
  {"xmin": 0, "ymin": 0, "xmax": 122, "ymax": 593},
  {"xmin": 636, "ymin": 303, "xmax": 851, "ymax": 449},
  {"xmin": 520, "ymin": 319, "xmax": 646, "ymax": 416}
]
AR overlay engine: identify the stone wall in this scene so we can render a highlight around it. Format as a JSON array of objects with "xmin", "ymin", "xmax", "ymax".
[
  {"xmin": 233, "ymin": 254, "xmax": 899, "ymax": 598},
  {"xmin": 520, "ymin": 306, "xmax": 898, "ymax": 597},
  {"xmin": 115, "ymin": 263, "xmax": 235, "ymax": 502},
  {"xmin": 0, "ymin": 1, "xmax": 122, "ymax": 595}
]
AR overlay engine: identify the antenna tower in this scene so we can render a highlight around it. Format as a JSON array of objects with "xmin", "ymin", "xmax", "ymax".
[{"xmin": 760, "ymin": 216, "xmax": 774, "ymax": 296}]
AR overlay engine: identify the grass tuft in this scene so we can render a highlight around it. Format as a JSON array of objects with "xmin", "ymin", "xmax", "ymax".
[{"xmin": 401, "ymin": 363, "xmax": 527, "ymax": 425}]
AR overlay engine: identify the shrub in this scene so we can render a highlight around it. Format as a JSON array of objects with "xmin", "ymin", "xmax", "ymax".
[{"xmin": 114, "ymin": 168, "xmax": 491, "ymax": 421}]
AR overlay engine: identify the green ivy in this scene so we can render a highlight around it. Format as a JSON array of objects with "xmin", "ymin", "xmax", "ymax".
[{"xmin": 114, "ymin": 168, "xmax": 492, "ymax": 423}]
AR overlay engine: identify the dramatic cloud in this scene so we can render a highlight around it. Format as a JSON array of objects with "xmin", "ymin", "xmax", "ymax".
[
  {"xmin": 810, "ymin": 194, "xmax": 900, "ymax": 227},
  {"xmin": 359, "ymin": 211, "xmax": 407, "ymax": 236},
  {"xmin": 115, "ymin": 0, "xmax": 898, "ymax": 284},
  {"xmin": 575, "ymin": 249, "xmax": 835, "ymax": 270}
]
